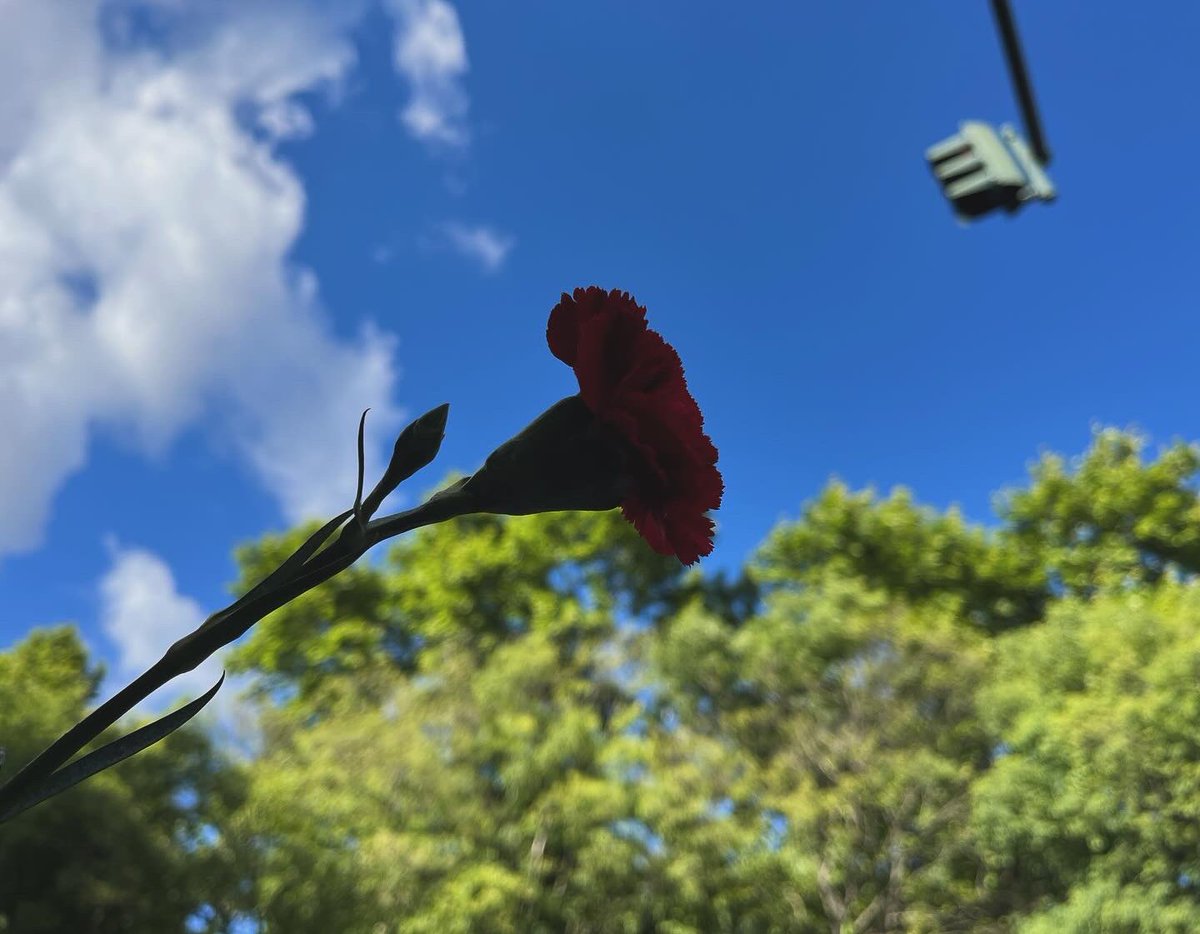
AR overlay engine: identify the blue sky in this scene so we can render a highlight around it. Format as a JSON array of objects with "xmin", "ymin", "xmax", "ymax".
[{"xmin": 1, "ymin": 1, "xmax": 1198, "ymax": 702}]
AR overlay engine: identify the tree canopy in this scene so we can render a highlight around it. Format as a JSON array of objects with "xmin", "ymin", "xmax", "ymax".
[
  {"xmin": 7, "ymin": 428, "xmax": 1200, "ymax": 931},
  {"xmin": 0, "ymin": 627, "xmax": 246, "ymax": 933}
]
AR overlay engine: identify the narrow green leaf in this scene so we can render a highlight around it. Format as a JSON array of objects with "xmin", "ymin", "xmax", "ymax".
[
  {"xmin": 355, "ymin": 407, "xmax": 369, "ymax": 522},
  {"xmin": 0, "ymin": 672, "xmax": 226, "ymax": 823}
]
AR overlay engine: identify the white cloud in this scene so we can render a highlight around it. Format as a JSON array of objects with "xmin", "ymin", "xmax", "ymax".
[
  {"xmin": 439, "ymin": 221, "xmax": 515, "ymax": 273},
  {"xmin": 99, "ymin": 541, "xmax": 211, "ymax": 688},
  {"xmin": 98, "ymin": 542, "xmax": 259, "ymax": 751},
  {"xmin": 0, "ymin": 0, "xmax": 410, "ymax": 558},
  {"xmin": 258, "ymin": 99, "xmax": 316, "ymax": 141},
  {"xmin": 97, "ymin": 542, "xmax": 259, "ymax": 744},
  {"xmin": 386, "ymin": 0, "xmax": 470, "ymax": 147}
]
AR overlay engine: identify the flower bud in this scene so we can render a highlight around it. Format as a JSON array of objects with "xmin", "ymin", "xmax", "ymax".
[{"xmin": 359, "ymin": 403, "xmax": 450, "ymax": 520}]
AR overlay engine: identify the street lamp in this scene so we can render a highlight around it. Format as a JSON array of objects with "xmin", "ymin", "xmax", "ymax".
[{"xmin": 927, "ymin": 0, "xmax": 1055, "ymax": 221}]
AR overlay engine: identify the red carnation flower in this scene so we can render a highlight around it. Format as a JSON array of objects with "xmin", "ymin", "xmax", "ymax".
[{"xmin": 547, "ymin": 286, "xmax": 723, "ymax": 564}]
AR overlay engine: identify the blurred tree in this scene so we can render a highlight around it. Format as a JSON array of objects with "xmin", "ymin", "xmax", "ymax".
[
  {"xmin": 755, "ymin": 483, "xmax": 1048, "ymax": 632},
  {"xmin": 973, "ymin": 582, "xmax": 1200, "ymax": 930},
  {"xmin": 999, "ymin": 429, "xmax": 1200, "ymax": 596},
  {"xmin": 13, "ymin": 427, "xmax": 1200, "ymax": 932},
  {"xmin": 224, "ymin": 431, "xmax": 1200, "ymax": 932},
  {"xmin": 228, "ymin": 510, "xmax": 720, "ymax": 932},
  {"xmin": 0, "ymin": 627, "xmax": 247, "ymax": 934},
  {"xmin": 650, "ymin": 578, "xmax": 995, "ymax": 933}
]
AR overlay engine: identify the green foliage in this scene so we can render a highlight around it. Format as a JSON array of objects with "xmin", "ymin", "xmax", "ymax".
[
  {"xmin": 218, "ymin": 431, "xmax": 1200, "ymax": 931},
  {"xmin": 1017, "ymin": 878, "xmax": 1200, "ymax": 934},
  {"xmin": 226, "ymin": 511, "xmax": 777, "ymax": 932},
  {"xmin": 13, "ymin": 427, "xmax": 1200, "ymax": 931},
  {"xmin": 974, "ymin": 583, "xmax": 1200, "ymax": 923},
  {"xmin": 1000, "ymin": 429, "xmax": 1200, "ymax": 594},
  {"xmin": 653, "ymin": 580, "xmax": 995, "ymax": 932},
  {"xmin": 755, "ymin": 483, "xmax": 1047, "ymax": 631},
  {"xmin": 0, "ymin": 627, "xmax": 247, "ymax": 933}
]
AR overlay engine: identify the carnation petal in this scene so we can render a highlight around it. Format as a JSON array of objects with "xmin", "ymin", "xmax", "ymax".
[
  {"xmin": 621, "ymin": 498, "xmax": 673, "ymax": 557},
  {"xmin": 667, "ymin": 510, "xmax": 717, "ymax": 566},
  {"xmin": 547, "ymin": 286, "xmax": 722, "ymax": 564},
  {"xmin": 547, "ymin": 293, "xmax": 581, "ymax": 367}
]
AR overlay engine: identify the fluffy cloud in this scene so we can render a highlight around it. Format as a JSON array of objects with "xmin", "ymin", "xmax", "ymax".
[
  {"xmin": 257, "ymin": 99, "xmax": 317, "ymax": 141},
  {"xmin": 439, "ymin": 221, "xmax": 515, "ymax": 273},
  {"xmin": 98, "ymin": 541, "xmax": 213, "ymax": 693},
  {"xmin": 386, "ymin": 0, "xmax": 470, "ymax": 147},
  {"xmin": 98, "ymin": 541, "xmax": 255, "ymax": 744},
  {"xmin": 0, "ymin": 0, "xmax": 483, "ymax": 558}
]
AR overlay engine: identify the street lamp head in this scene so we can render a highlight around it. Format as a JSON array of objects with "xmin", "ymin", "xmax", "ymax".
[{"xmin": 926, "ymin": 120, "xmax": 1056, "ymax": 221}]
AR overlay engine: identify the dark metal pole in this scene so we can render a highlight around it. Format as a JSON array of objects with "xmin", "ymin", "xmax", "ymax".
[{"xmin": 989, "ymin": 0, "xmax": 1052, "ymax": 165}]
